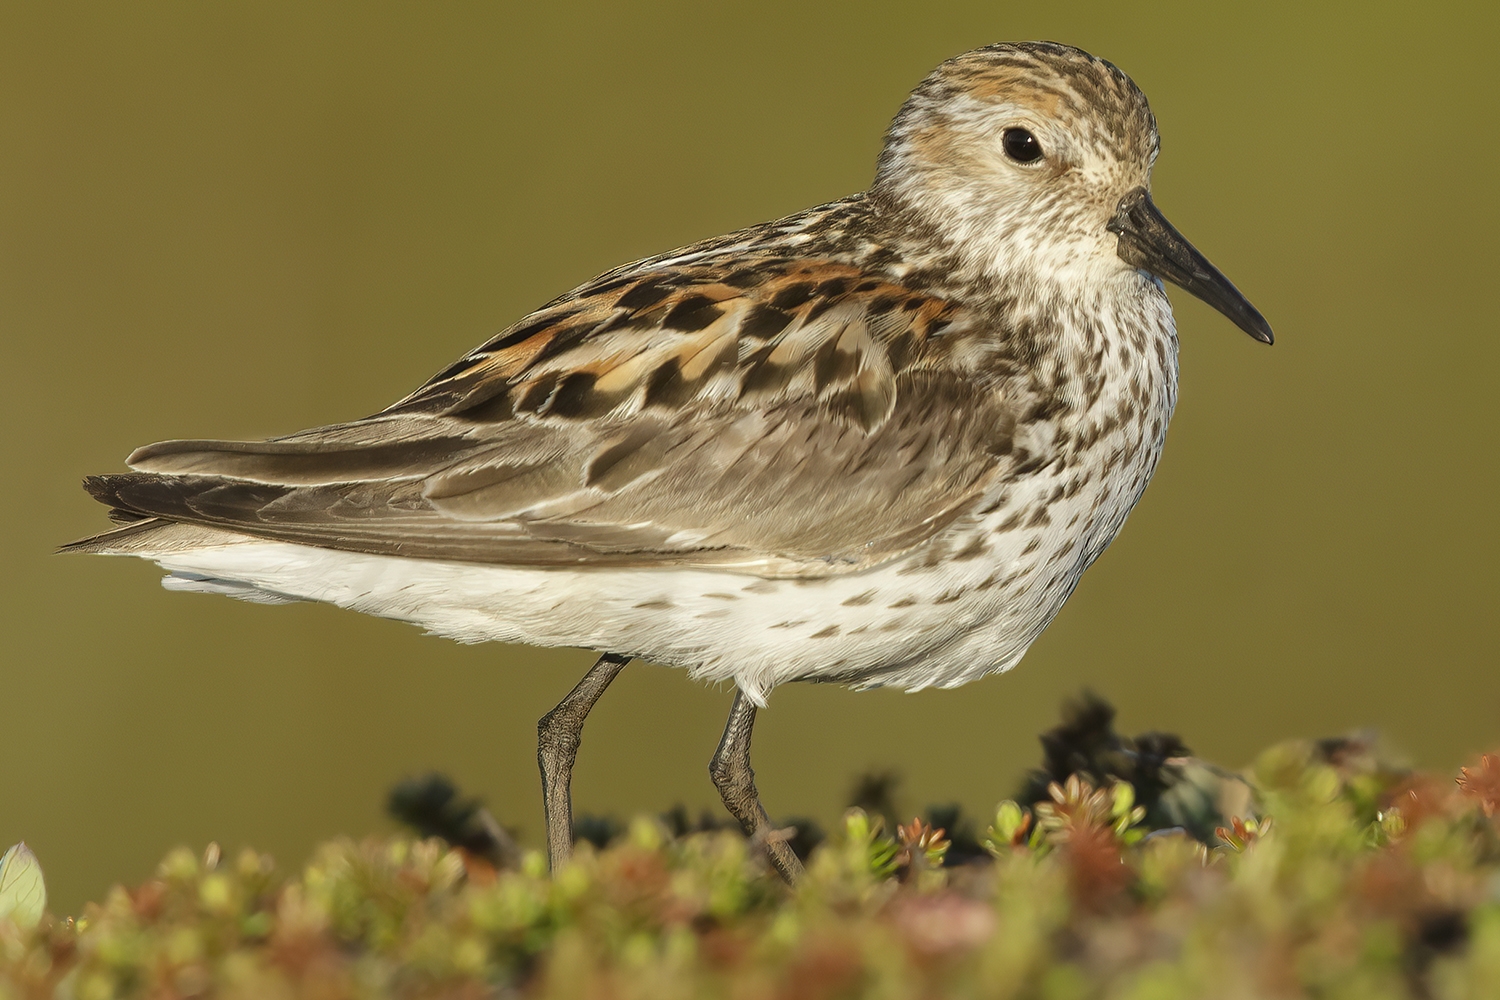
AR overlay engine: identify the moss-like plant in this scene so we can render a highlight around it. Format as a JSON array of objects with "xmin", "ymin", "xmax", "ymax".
[{"xmin": 4, "ymin": 736, "xmax": 1500, "ymax": 998}]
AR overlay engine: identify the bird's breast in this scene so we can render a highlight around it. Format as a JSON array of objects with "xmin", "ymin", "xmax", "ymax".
[{"xmin": 899, "ymin": 290, "xmax": 1181, "ymax": 636}]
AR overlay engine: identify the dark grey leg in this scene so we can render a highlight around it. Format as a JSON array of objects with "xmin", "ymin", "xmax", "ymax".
[
  {"xmin": 709, "ymin": 690, "xmax": 806, "ymax": 884},
  {"xmin": 537, "ymin": 652, "xmax": 629, "ymax": 873}
]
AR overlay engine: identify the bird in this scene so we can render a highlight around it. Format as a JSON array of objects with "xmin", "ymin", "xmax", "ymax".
[{"xmin": 63, "ymin": 41, "xmax": 1272, "ymax": 884}]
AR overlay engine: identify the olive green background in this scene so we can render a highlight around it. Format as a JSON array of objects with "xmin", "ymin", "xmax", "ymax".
[{"xmin": 3, "ymin": 1, "xmax": 1496, "ymax": 912}]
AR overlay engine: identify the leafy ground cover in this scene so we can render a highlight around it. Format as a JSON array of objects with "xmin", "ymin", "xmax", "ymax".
[{"xmin": 4, "ymin": 700, "xmax": 1500, "ymax": 999}]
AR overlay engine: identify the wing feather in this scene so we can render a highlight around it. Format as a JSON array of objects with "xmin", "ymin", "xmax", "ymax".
[{"xmin": 88, "ymin": 253, "xmax": 1016, "ymax": 577}]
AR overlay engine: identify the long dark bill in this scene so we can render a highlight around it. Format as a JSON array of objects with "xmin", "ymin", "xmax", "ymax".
[{"xmin": 1108, "ymin": 187, "xmax": 1273, "ymax": 345}]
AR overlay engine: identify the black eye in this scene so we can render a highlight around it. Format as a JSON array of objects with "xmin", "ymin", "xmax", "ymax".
[{"xmin": 1002, "ymin": 128, "xmax": 1043, "ymax": 163}]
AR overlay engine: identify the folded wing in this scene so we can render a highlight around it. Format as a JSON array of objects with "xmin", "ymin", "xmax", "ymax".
[{"xmin": 70, "ymin": 256, "xmax": 1016, "ymax": 577}]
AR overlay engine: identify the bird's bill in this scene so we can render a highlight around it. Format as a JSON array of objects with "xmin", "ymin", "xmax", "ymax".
[{"xmin": 1108, "ymin": 187, "xmax": 1273, "ymax": 345}]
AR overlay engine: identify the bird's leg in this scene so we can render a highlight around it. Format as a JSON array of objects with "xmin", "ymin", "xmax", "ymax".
[
  {"xmin": 537, "ymin": 652, "xmax": 629, "ymax": 873},
  {"xmin": 709, "ymin": 690, "xmax": 806, "ymax": 885}
]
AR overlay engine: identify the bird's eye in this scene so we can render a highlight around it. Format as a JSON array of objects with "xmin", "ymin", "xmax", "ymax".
[{"xmin": 1002, "ymin": 128, "xmax": 1043, "ymax": 164}]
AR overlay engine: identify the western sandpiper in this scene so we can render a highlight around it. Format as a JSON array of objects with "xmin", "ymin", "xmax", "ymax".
[{"xmin": 66, "ymin": 41, "xmax": 1271, "ymax": 882}]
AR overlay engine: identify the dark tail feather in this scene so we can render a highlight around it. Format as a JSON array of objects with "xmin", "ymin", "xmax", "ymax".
[{"xmin": 82, "ymin": 472, "xmax": 293, "ymax": 523}]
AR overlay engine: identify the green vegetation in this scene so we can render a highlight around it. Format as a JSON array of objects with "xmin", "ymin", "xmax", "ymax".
[{"xmin": 5, "ymin": 726, "xmax": 1500, "ymax": 998}]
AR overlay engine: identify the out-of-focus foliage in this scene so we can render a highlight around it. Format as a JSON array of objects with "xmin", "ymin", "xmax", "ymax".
[
  {"xmin": 386, "ymin": 773, "xmax": 521, "ymax": 871},
  {"xmin": 0, "ymin": 845, "xmax": 46, "ymax": 931},
  {"xmin": 1016, "ymin": 691, "xmax": 1253, "ymax": 843},
  {"xmin": 4, "ymin": 746, "xmax": 1500, "ymax": 998}
]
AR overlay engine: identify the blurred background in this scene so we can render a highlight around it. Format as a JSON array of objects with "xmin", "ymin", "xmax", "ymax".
[{"xmin": 3, "ymin": 1, "xmax": 1496, "ymax": 912}]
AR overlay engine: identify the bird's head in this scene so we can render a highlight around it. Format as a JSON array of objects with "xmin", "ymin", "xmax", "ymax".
[{"xmin": 874, "ymin": 41, "xmax": 1271, "ymax": 344}]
